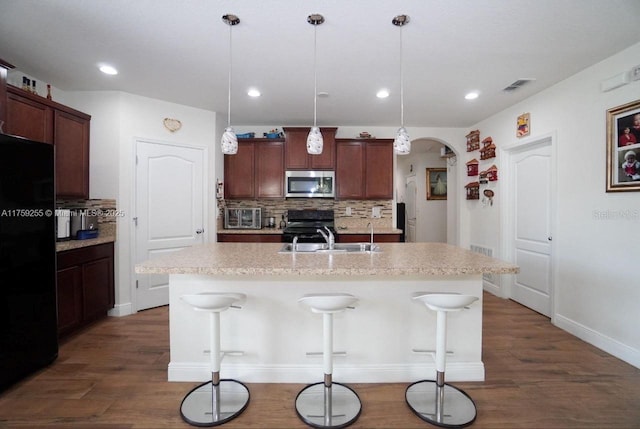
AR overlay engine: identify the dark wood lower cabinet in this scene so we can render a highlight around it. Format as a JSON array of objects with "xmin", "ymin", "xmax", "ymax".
[
  {"xmin": 336, "ymin": 234, "xmax": 401, "ymax": 243},
  {"xmin": 217, "ymin": 234, "xmax": 282, "ymax": 243},
  {"xmin": 217, "ymin": 233, "xmax": 400, "ymax": 243},
  {"xmin": 56, "ymin": 242, "xmax": 114, "ymax": 338}
]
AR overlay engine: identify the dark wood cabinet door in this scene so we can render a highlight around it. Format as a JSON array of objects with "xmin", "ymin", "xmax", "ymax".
[
  {"xmin": 284, "ymin": 127, "xmax": 337, "ymax": 170},
  {"xmin": 55, "ymin": 110, "xmax": 90, "ymax": 198},
  {"xmin": 82, "ymin": 257, "xmax": 114, "ymax": 323},
  {"xmin": 56, "ymin": 266, "xmax": 83, "ymax": 336},
  {"xmin": 365, "ymin": 141, "xmax": 393, "ymax": 199},
  {"xmin": 57, "ymin": 242, "xmax": 115, "ymax": 338},
  {"xmin": 224, "ymin": 142, "xmax": 255, "ymax": 199},
  {"xmin": 284, "ymin": 128, "xmax": 309, "ymax": 169},
  {"xmin": 217, "ymin": 234, "xmax": 282, "ymax": 242},
  {"xmin": 256, "ymin": 141, "xmax": 284, "ymax": 198},
  {"xmin": 311, "ymin": 129, "xmax": 336, "ymax": 169},
  {"xmin": 336, "ymin": 140, "xmax": 365, "ymax": 199},
  {"xmin": 6, "ymin": 91, "xmax": 54, "ymax": 143},
  {"xmin": 336, "ymin": 234, "xmax": 401, "ymax": 243}
]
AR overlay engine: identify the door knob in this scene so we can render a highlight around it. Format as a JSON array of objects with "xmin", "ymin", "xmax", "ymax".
[
  {"xmin": 196, "ymin": 229, "xmax": 204, "ymax": 234},
  {"xmin": 548, "ymin": 236, "xmax": 552, "ymax": 241}
]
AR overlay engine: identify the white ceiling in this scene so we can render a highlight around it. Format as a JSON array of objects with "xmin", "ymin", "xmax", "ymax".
[{"xmin": 1, "ymin": 0, "xmax": 639, "ymax": 128}]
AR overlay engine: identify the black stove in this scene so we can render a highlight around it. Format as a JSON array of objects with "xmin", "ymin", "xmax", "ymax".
[{"xmin": 282, "ymin": 209, "xmax": 336, "ymax": 243}]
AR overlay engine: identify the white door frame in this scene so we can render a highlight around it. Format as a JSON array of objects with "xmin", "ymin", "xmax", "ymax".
[
  {"xmin": 130, "ymin": 137, "xmax": 208, "ymax": 312},
  {"xmin": 500, "ymin": 131, "xmax": 558, "ymax": 322}
]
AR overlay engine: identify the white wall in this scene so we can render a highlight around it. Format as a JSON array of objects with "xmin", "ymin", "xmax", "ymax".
[
  {"xmin": 63, "ymin": 91, "xmax": 218, "ymax": 316},
  {"xmin": 469, "ymin": 42, "xmax": 640, "ymax": 368}
]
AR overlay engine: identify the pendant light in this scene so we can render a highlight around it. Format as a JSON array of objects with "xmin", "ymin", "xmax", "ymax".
[
  {"xmin": 393, "ymin": 15, "xmax": 411, "ymax": 155},
  {"xmin": 306, "ymin": 13, "xmax": 324, "ymax": 155},
  {"xmin": 221, "ymin": 14, "xmax": 240, "ymax": 155}
]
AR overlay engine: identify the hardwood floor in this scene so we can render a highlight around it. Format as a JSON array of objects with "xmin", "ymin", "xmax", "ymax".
[{"xmin": 1, "ymin": 292, "xmax": 639, "ymax": 428}]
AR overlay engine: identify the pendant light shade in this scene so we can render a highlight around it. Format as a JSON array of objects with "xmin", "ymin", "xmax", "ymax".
[
  {"xmin": 393, "ymin": 15, "xmax": 411, "ymax": 155},
  {"xmin": 221, "ymin": 14, "xmax": 240, "ymax": 155},
  {"xmin": 307, "ymin": 126, "xmax": 323, "ymax": 154},
  {"xmin": 306, "ymin": 13, "xmax": 324, "ymax": 155},
  {"xmin": 221, "ymin": 126, "xmax": 238, "ymax": 154},
  {"xmin": 394, "ymin": 127, "xmax": 411, "ymax": 154}
]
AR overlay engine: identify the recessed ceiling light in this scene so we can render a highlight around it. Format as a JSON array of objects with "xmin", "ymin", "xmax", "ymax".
[
  {"xmin": 465, "ymin": 91, "xmax": 479, "ymax": 100},
  {"xmin": 377, "ymin": 89, "xmax": 390, "ymax": 98},
  {"xmin": 247, "ymin": 88, "xmax": 261, "ymax": 97},
  {"xmin": 98, "ymin": 64, "xmax": 118, "ymax": 75}
]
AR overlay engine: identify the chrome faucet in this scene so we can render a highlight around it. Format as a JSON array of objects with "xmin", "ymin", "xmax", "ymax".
[
  {"xmin": 367, "ymin": 222, "xmax": 374, "ymax": 246},
  {"xmin": 292, "ymin": 235, "xmax": 299, "ymax": 252},
  {"xmin": 317, "ymin": 226, "xmax": 335, "ymax": 250}
]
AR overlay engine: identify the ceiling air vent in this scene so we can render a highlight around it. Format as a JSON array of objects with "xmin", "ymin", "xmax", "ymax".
[{"xmin": 503, "ymin": 78, "xmax": 536, "ymax": 92}]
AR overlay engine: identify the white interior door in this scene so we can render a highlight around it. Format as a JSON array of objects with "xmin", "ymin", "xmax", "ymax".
[
  {"xmin": 405, "ymin": 175, "xmax": 417, "ymax": 242},
  {"xmin": 135, "ymin": 140, "xmax": 205, "ymax": 311},
  {"xmin": 508, "ymin": 141, "xmax": 553, "ymax": 317}
]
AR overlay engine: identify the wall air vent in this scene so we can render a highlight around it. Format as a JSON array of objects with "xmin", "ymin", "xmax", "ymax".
[{"xmin": 503, "ymin": 78, "xmax": 536, "ymax": 92}]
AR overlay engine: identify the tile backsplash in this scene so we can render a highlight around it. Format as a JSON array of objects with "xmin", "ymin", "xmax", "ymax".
[
  {"xmin": 56, "ymin": 198, "xmax": 118, "ymax": 227},
  {"xmin": 219, "ymin": 199, "xmax": 394, "ymax": 229}
]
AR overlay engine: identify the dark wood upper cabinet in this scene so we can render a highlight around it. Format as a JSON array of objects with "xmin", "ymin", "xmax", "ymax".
[
  {"xmin": 336, "ymin": 138, "xmax": 393, "ymax": 200},
  {"xmin": 55, "ymin": 109, "xmax": 90, "ymax": 198},
  {"xmin": 5, "ymin": 85, "xmax": 91, "ymax": 198},
  {"xmin": 6, "ymin": 90, "xmax": 54, "ymax": 143},
  {"xmin": 256, "ymin": 140, "xmax": 285, "ymax": 198},
  {"xmin": 284, "ymin": 127, "xmax": 337, "ymax": 170},
  {"xmin": 224, "ymin": 138, "xmax": 284, "ymax": 199},
  {"xmin": 0, "ymin": 58, "xmax": 14, "ymax": 129},
  {"xmin": 224, "ymin": 141, "xmax": 256, "ymax": 199},
  {"xmin": 336, "ymin": 140, "xmax": 365, "ymax": 199},
  {"xmin": 365, "ymin": 141, "xmax": 394, "ymax": 199}
]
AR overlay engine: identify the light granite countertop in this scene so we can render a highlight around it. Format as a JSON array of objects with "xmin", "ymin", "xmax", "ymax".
[
  {"xmin": 56, "ymin": 223, "xmax": 116, "ymax": 252},
  {"xmin": 217, "ymin": 227, "xmax": 402, "ymax": 235},
  {"xmin": 135, "ymin": 242, "xmax": 518, "ymax": 276}
]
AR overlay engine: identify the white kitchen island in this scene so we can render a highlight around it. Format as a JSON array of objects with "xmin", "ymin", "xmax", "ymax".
[{"xmin": 135, "ymin": 242, "xmax": 518, "ymax": 384}]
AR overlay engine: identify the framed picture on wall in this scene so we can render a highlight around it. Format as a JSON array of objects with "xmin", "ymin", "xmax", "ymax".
[
  {"xmin": 517, "ymin": 113, "xmax": 530, "ymax": 137},
  {"xmin": 606, "ymin": 99, "xmax": 640, "ymax": 192},
  {"xmin": 426, "ymin": 168, "xmax": 447, "ymax": 200}
]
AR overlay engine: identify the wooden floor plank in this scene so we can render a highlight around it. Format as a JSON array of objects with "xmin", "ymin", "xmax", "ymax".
[{"xmin": 1, "ymin": 293, "xmax": 639, "ymax": 428}]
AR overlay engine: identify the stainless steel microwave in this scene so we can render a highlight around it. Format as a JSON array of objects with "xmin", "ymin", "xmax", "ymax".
[
  {"xmin": 224, "ymin": 207, "xmax": 262, "ymax": 229},
  {"xmin": 285, "ymin": 170, "xmax": 335, "ymax": 198}
]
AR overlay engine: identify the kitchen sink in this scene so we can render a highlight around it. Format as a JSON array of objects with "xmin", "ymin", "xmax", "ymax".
[{"xmin": 278, "ymin": 242, "xmax": 381, "ymax": 254}]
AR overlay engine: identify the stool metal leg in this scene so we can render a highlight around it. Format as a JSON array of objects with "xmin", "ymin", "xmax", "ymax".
[
  {"xmin": 406, "ymin": 309, "xmax": 477, "ymax": 428},
  {"xmin": 295, "ymin": 312, "xmax": 361, "ymax": 428},
  {"xmin": 180, "ymin": 311, "xmax": 250, "ymax": 427}
]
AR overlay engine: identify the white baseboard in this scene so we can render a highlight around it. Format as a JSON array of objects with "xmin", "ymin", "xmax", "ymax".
[
  {"xmin": 107, "ymin": 302, "xmax": 133, "ymax": 317},
  {"xmin": 483, "ymin": 281, "xmax": 501, "ymax": 297},
  {"xmin": 168, "ymin": 361, "xmax": 485, "ymax": 384},
  {"xmin": 554, "ymin": 314, "xmax": 640, "ymax": 369}
]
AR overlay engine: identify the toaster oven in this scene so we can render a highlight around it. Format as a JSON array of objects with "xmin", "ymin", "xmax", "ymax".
[{"xmin": 224, "ymin": 207, "xmax": 262, "ymax": 229}]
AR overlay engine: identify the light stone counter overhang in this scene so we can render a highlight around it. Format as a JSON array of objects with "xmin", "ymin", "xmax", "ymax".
[{"xmin": 135, "ymin": 242, "xmax": 519, "ymax": 277}]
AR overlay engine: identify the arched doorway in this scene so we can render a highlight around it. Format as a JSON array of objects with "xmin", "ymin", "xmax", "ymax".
[{"xmin": 395, "ymin": 138, "xmax": 458, "ymax": 243}]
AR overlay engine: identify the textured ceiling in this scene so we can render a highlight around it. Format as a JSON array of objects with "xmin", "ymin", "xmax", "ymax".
[{"xmin": 1, "ymin": 0, "xmax": 639, "ymax": 128}]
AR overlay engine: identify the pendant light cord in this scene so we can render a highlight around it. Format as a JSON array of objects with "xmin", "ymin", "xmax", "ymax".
[
  {"xmin": 313, "ymin": 23, "xmax": 318, "ymax": 127},
  {"xmin": 399, "ymin": 25, "xmax": 404, "ymax": 128},
  {"xmin": 227, "ymin": 23, "xmax": 233, "ymax": 128}
]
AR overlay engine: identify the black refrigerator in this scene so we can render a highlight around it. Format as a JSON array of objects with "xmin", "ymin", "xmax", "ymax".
[{"xmin": 0, "ymin": 133, "xmax": 58, "ymax": 392}]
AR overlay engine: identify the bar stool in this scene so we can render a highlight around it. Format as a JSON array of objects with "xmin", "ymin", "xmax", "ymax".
[
  {"xmin": 406, "ymin": 293, "xmax": 479, "ymax": 428},
  {"xmin": 295, "ymin": 293, "xmax": 362, "ymax": 428},
  {"xmin": 179, "ymin": 293, "xmax": 250, "ymax": 427}
]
